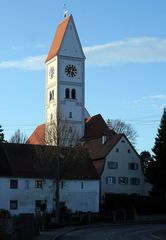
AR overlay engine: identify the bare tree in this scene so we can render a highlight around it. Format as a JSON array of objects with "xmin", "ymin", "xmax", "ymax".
[
  {"xmin": 35, "ymin": 113, "xmax": 79, "ymax": 223},
  {"xmin": 107, "ymin": 119, "xmax": 138, "ymax": 146},
  {"xmin": 9, "ymin": 129, "xmax": 28, "ymax": 144},
  {"xmin": 45, "ymin": 114, "xmax": 79, "ymax": 147}
]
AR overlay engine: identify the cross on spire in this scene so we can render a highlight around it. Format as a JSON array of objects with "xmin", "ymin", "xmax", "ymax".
[{"xmin": 64, "ymin": 3, "xmax": 68, "ymax": 18}]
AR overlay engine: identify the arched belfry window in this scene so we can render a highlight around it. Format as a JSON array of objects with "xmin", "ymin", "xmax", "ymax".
[
  {"xmin": 65, "ymin": 88, "xmax": 70, "ymax": 99},
  {"xmin": 52, "ymin": 90, "xmax": 54, "ymax": 100},
  {"xmin": 71, "ymin": 89, "xmax": 76, "ymax": 99},
  {"xmin": 49, "ymin": 91, "xmax": 52, "ymax": 101},
  {"xmin": 49, "ymin": 90, "xmax": 54, "ymax": 101}
]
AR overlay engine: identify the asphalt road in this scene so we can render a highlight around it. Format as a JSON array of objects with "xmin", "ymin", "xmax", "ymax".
[{"xmin": 58, "ymin": 224, "xmax": 166, "ymax": 240}]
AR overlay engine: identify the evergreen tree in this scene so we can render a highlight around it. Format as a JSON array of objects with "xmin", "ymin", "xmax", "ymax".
[
  {"xmin": 151, "ymin": 107, "xmax": 166, "ymax": 198},
  {"xmin": 140, "ymin": 150, "xmax": 153, "ymax": 175},
  {"xmin": 0, "ymin": 125, "xmax": 6, "ymax": 143}
]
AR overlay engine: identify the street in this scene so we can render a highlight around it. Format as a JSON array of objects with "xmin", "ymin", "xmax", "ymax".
[{"xmin": 58, "ymin": 224, "xmax": 166, "ymax": 240}]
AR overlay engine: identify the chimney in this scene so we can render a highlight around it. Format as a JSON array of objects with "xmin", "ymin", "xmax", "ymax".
[{"xmin": 102, "ymin": 135, "xmax": 107, "ymax": 144}]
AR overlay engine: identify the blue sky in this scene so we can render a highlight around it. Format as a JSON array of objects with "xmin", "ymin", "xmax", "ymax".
[{"xmin": 0, "ymin": 0, "xmax": 166, "ymax": 153}]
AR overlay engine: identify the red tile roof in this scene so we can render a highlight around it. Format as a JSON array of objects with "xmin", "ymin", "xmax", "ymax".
[
  {"xmin": 84, "ymin": 114, "xmax": 113, "ymax": 140},
  {"xmin": 84, "ymin": 134, "xmax": 123, "ymax": 160},
  {"xmin": 84, "ymin": 134, "xmax": 123, "ymax": 176},
  {"xmin": 45, "ymin": 15, "xmax": 71, "ymax": 63},
  {"xmin": 26, "ymin": 124, "xmax": 45, "ymax": 145}
]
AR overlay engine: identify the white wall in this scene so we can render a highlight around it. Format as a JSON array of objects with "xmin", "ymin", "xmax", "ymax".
[
  {"xmin": 101, "ymin": 136, "xmax": 146, "ymax": 198},
  {"xmin": 0, "ymin": 177, "xmax": 99, "ymax": 215},
  {"xmin": 0, "ymin": 177, "xmax": 54, "ymax": 215},
  {"xmin": 60, "ymin": 180, "xmax": 99, "ymax": 213}
]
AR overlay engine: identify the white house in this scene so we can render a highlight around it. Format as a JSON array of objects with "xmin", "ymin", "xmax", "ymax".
[
  {"xmin": 0, "ymin": 143, "xmax": 99, "ymax": 215},
  {"xmin": 83, "ymin": 114, "xmax": 148, "ymax": 202}
]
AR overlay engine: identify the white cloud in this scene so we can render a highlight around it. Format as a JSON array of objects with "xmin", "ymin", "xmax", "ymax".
[
  {"xmin": 1, "ymin": 37, "xmax": 166, "ymax": 70},
  {"xmin": 84, "ymin": 37, "xmax": 166, "ymax": 66},
  {"xmin": 0, "ymin": 55, "xmax": 46, "ymax": 71},
  {"xmin": 142, "ymin": 95, "xmax": 166, "ymax": 100},
  {"xmin": 133, "ymin": 94, "xmax": 166, "ymax": 110}
]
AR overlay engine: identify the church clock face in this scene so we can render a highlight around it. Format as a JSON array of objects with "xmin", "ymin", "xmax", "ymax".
[
  {"xmin": 65, "ymin": 64, "xmax": 77, "ymax": 77},
  {"xmin": 49, "ymin": 66, "xmax": 55, "ymax": 79}
]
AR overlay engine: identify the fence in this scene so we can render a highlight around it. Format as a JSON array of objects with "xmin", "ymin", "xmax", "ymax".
[{"xmin": 0, "ymin": 215, "xmax": 41, "ymax": 240}]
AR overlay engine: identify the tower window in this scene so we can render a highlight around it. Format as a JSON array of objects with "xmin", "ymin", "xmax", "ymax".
[
  {"xmin": 69, "ymin": 112, "xmax": 72, "ymax": 118},
  {"xmin": 65, "ymin": 88, "xmax": 70, "ymax": 99},
  {"xmin": 49, "ymin": 90, "xmax": 54, "ymax": 101},
  {"xmin": 71, "ymin": 89, "xmax": 76, "ymax": 99}
]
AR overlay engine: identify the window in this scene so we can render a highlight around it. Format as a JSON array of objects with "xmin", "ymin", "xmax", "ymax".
[
  {"xmin": 69, "ymin": 112, "xmax": 72, "ymax": 118},
  {"xmin": 116, "ymin": 148, "xmax": 119, "ymax": 152},
  {"xmin": 106, "ymin": 176, "xmax": 116, "ymax": 184},
  {"xmin": 10, "ymin": 179, "xmax": 18, "ymax": 189},
  {"xmin": 129, "ymin": 163, "xmax": 139, "ymax": 170},
  {"xmin": 49, "ymin": 90, "xmax": 54, "ymax": 101},
  {"xmin": 81, "ymin": 182, "xmax": 84, "ymax": 189},
  {"xmin": 35, "ymin": 200, "xmax": 42, "ymax": 209},
  {"xmin": 35, "ymin": 180, "xmax": 43, "ymax": 189},
  {"xmin": 65, "ymin": 88, "xmax": 70, "ymax": 98},
  {"xmin": 10, "ymin": 200, "xmax": 18, "ymax": 210},
  {"xmin": 61, "ymin": 181, "xmax": 64, "ymax": 189},
  {"xmin": 130, "ymin": 178, "xmax": 140, "ymax": 185},
  {"xmin": 128, "ymin": 149, "xmax": 131, "ymax": 153},
  {"xmin": 118, "ymin": 177, "xmax": 128, "ymax": 184},
  {"xmin": 71, "ymin": 89, "xmax": 76, "ymax": 99},
  {"xmin": 107, "ymin": 161, "xmax": 118, "ymax": 169}
]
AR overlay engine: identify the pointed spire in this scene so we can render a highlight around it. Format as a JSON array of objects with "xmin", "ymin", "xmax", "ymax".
[{"xmin": 45, "ymin": 15, "xmax": 71, "ymax": 63}]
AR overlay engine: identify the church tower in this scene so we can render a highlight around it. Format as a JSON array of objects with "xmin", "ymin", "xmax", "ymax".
[{"xmin": 45, "ymin": 15, "xmax": 85, "ymax": 144}]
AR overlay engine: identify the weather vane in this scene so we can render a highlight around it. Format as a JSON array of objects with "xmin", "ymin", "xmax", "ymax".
[{"xmin": 63, "ymin": 3, "xmax": 68, "ymax": 18}]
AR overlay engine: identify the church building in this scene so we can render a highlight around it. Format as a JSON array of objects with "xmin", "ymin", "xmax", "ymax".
[
  {"xmin": 27, "ymin": 14, "xmax": 149, "ymax": 199},
  {"xmin": 45, "ymin": 15, "xmax": 89, "ymax": 145}
]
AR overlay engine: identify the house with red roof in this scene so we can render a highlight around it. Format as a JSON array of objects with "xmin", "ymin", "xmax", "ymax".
[{"xmin": 82, "ymin": 114, "xmax": 148, "ymax": 202}]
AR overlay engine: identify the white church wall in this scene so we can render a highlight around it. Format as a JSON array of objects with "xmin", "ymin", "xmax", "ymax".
[{"xmin": 59, "ymin": 58, "xmax": 83, "ymax": 84}]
